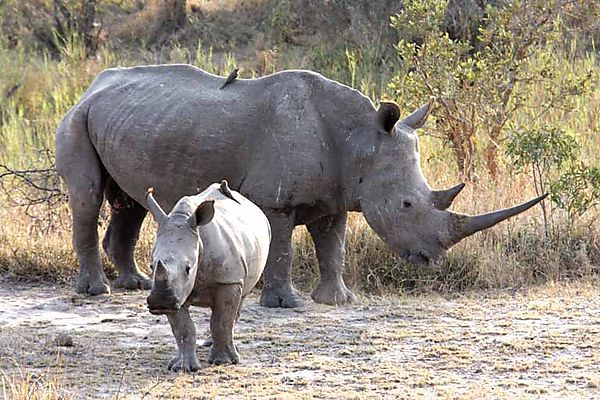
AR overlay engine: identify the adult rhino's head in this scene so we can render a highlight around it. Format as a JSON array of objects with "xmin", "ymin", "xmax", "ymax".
[
  {"xmin": 144, "ymin": 188, "xmax": 215, "ymax": 314},
  {"xmin": 358, "ymin": 99, "xmax": 546, "ymax": 266}
]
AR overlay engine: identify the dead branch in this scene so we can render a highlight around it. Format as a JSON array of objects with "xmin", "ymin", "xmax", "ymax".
[{"xmin": 0, "ymin": 149, "xmax": 69, "ymax": 233}]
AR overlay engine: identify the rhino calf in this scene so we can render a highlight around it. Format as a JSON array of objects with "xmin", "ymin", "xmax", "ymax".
[{"xmin": 145, "ymin": 181, "xmax": 271, "ymax": 371}]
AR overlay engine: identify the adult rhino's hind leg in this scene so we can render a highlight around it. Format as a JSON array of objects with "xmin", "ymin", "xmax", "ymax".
[
  {"xmin": 259, "ymin": 209, "xmax": 305, "ymax": 308},
  {"xmin": 102, "ymin": 182, "xmax": 151, "ymax": 290},
  {"xmin": 56, "ymin": 107, "xmax": 109, "ymax": 295},
  {"xmin": 307, "ymin": 212, "xmax": 357, "ymax": 305}
]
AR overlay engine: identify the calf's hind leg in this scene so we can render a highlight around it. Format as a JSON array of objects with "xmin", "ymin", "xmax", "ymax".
[
  {"xmin": 209, "ymin": 283, "xmax": 242, "ymax": 365},
  {"xmin": 102, "ymin": 184, "xmax": 151, "ymax": 290}
]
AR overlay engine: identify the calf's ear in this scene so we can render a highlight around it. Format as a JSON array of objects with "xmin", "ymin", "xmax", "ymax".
[
  {"xmin": 377, "ymin": 101, "xmax": 401, "ymax": 134},
  {"xmin": 189, "ymin": 200, "xmax": 215, "ymax": 227}
]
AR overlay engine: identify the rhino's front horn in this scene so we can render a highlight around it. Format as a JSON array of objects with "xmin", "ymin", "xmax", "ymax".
[
  {"xmin": 450, "ymin": 193, "xmax": 548, "ymax": 244},
  {"xmin": 432, "ymin": 183, "xmax": 465, "ymax": 210},
  {"xmin": 145, "ymin": 187, "xmax": 167, "ymax": 225}
]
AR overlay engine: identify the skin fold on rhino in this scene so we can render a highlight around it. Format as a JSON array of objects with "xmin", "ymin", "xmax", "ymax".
[
  {"xmin": 55, "ymin": 64, "xmax": 546, "ymax": 307},
  {"xmin": 145, "ymin": 181, "xmax": 271, "ymax": 371}
]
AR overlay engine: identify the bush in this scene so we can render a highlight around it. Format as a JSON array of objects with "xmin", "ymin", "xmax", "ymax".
[
  {"xmin": 389, "ymin": 0, "xmax": 596, "ymax": 178},
  {"xmin": 506, "ymin": 126, "xmax": 600, "ymax": 233}
]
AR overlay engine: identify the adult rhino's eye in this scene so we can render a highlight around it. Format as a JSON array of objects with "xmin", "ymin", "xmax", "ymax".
[
  {"xmin": 403, "ymin": 201, "xmax": 413, "ymax": 208},
  {"xmin": 185, "ymin": 264, "xmax": 191, "ymax": 275}
]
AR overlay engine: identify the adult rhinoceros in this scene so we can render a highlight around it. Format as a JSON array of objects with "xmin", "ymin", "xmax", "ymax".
[{"xmin": 56, "ymin": 64, "xmax": 545, "ymax": 307}]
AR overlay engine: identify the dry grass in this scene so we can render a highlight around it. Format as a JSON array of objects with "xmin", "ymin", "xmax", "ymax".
[
  {"xmin": 1, "ymin": 362, "xmax": 73, "ymax": 400},
  {"xmin": 1, "ymin": 178, "xmax": 598, "ymax": 296}
]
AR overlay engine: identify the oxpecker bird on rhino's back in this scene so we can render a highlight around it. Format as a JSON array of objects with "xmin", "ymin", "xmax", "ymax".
[
  {"xmin": 145, "ymin": 181, "xmax": 270, "ymax": 371},
  {"xmin": 55, "ymin": 64, "xmax": 545, "ymax": 306}
]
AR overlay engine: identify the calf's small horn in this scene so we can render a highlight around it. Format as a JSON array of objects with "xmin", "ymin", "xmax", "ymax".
[
  {"xmin": 432, "ymin": 182, "xmax": 465, "ymax": 210},
  {"xmin": 450, "ymin": 193, "xmax": 548, "ymax": 243},
  {"xmin": 145, "ymin": 187, "xmax": 167, "ymax": 224},
  {"xmin": 155, "ymin": 260, "xmax": 167, "ymax": 280}
]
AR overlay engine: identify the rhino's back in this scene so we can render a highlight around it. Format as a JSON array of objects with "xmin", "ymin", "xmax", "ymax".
[
  {"xmin": 80, "ymin": 65, "xmax": 340, "ymax": 211},
  {"xmin": 86, "ymin": 64, "xmax": 264, "ymax": 197}
]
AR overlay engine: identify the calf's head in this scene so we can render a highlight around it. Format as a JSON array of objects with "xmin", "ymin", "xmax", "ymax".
[
  {"xmin": 359, "ymin": 100, "xmax": 546, "ymax": 266},
  {"xmin": 145, "ymin": 189, "xmax": 215, "ymax": 314}
]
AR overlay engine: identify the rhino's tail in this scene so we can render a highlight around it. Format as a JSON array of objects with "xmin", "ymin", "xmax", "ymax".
[{"xmin": 56, "ymin": 101, "xmax": 138, "ymax": 213}]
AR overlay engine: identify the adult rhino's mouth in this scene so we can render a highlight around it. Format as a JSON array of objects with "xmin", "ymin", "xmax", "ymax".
[{"xmin": 148, "ymin": 305, "xmax": 180, "ymax": 315}]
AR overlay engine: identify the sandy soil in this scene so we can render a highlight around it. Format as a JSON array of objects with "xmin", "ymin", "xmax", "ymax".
[{"xmin": 0, "ymin": 278, "xmax": 599, "ymax": 399}]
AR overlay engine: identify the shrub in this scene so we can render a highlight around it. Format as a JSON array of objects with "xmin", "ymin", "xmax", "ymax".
[
  {"xmin": 506, "ymin": 126, "xmax": 600, "ymax": 233},
  {"xmin": 389, "ymin": 0, "xmax": 596, "ymax": 178}
]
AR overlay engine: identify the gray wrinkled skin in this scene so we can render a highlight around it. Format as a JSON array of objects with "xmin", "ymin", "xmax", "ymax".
[
  {"xmin": 146, "ymin": 183, "xmax": 271, "ymax": 371},
  {"xmin": 55, "ymin": 64, "xmax": 545, "ymax": 306}
]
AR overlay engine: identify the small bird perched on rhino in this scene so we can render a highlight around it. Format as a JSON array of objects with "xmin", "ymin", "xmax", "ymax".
[
  {"xmin": 145, "ymin": 180, "xmax": 271, "ymax": 372},
  {"xmin": 220, "ymin": 68, "xmax": 239, "ymax": 89}
]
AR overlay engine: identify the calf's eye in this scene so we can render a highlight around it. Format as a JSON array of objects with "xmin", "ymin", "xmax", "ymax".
[
  {"xmin": 185, "ymin": 265, "xmax": 191, "ymax": 275},
  {"xmin": 403, "ymin": 201, "xmax": 413, "ymax": 208}
]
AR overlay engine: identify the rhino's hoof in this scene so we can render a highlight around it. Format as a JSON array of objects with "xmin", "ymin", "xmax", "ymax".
[
  {"xmin": 76, "ymin": 274, "xmax": 111, "ymax": 296},
  {"xmin": 112, "ymin": 272, "xmax": 152, "ymax": 290},
  {"xmin": 167, "ymin": 355, "xmax": 200, "ymax": 373},
  {"xmin": 208, "ymin": 345, "xmax": 240, "ymax": 365},
  {"xmin": 311, "ymin": 279, "xmax": 357, "ymax": 306},
  {"xmin": 259, "ymin": 286, "xmax": 305, "ymax": 308}
]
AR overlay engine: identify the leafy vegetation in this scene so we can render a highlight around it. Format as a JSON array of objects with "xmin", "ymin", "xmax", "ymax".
[
  {"xmin": 390, "ymin": 0, "xmax": 597, "ymax": 178},
  {"xmin": 506, "ymin": 126, "xmax": 600, "ymax": 233}
]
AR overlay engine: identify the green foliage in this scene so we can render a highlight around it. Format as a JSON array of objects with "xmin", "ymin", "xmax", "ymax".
[
  {"xmin": 506, "ymin": 126, "xmax": 579, "ymax": 177},
  {"xmin": 390, "ymin": 0, "xmax": 597, "ymax": 178},
  {"xmin": 551, "ymin": 164, "xmax": 600, "ymax": 222},
  {"xmin": 506, "ymin": 126, "xmax": 600, "ymax": 230}
]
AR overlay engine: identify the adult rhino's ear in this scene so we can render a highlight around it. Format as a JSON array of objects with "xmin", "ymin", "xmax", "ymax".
[
  {"xmin": 376, "ymin": 101, "xmax": 401, "ymax": 134},
  {"xmin": 400, "ymin": 97, "xmax": 435, "ymax": 129},
  {"xmin": 189, "ymin": 200, "xmax": 215, "ymax": 228}
]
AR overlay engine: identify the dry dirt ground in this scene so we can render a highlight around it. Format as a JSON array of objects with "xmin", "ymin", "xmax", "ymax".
[{"xmin": 0, "ymin": 278, "xmax": 599, "ymax": 399}]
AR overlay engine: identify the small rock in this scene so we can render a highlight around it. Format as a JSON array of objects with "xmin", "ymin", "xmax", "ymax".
[{"xmin": 54, "ymin": 333, "xmax": 74, "ymax": 347}]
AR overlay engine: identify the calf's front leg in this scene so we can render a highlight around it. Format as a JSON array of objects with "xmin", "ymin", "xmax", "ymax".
[
  {"xmin": 209, "ymin": 283, "xmax": 242, "ymax": 365},
  {"xmin": 166, "ymin": 308, "xmax": 200, "ymax": 372}
]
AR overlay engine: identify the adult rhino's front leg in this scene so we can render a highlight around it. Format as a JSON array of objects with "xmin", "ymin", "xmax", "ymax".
[
  {"xmin": 259, "ymin": 209, "xmax": 305, "ymax": 308},
  {"xmin": 307, "ymin": 212, "xmax": 357, "ymax": 305}
]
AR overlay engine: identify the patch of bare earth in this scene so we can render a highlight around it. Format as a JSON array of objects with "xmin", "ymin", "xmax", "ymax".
[{"xmin": 0, "ymin": 278, "xmax": 599, "ymax": 399}]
